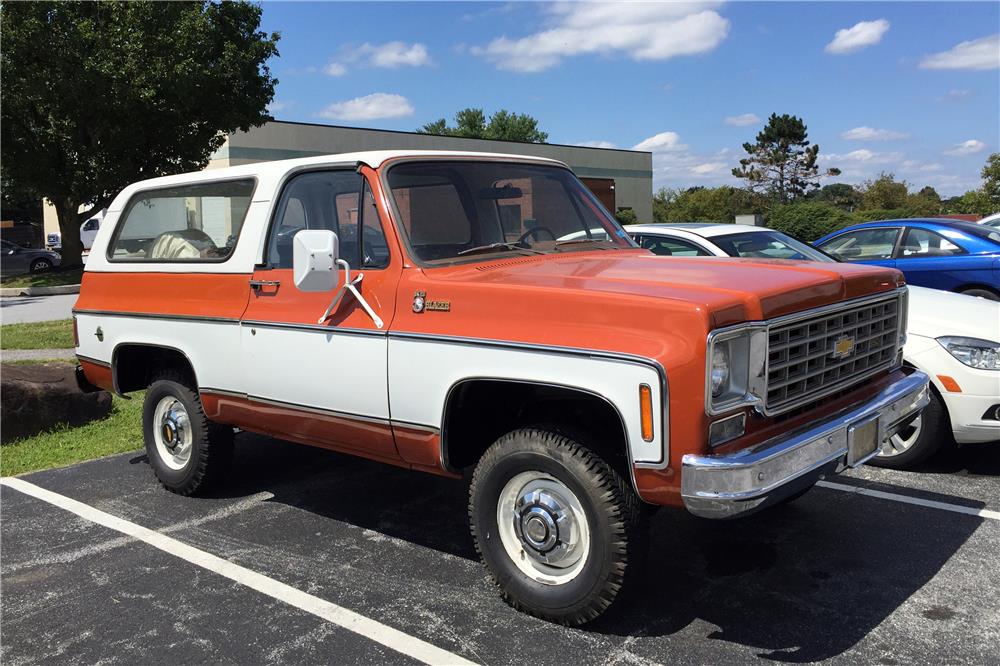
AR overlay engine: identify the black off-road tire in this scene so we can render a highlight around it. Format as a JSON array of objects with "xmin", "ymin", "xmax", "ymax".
[
  {"xmin": 868, "ymin": 390, "xmax": 953, "ymax": 470},
  {"xmin": 469, "ymin": 428, "xmax": 645, "ymax": 626},
  {"xmin": 143, "ymin": 371, "xmax": 233, "ymax": 495}
]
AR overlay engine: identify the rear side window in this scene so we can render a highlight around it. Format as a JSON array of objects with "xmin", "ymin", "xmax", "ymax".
[
  {"xmin": 898, "ymin": 227, "xmax": 965, "ymax": 257},
  {"xmin": 108, "ymin": 179, "xmax": 255, "ymax": 262}
]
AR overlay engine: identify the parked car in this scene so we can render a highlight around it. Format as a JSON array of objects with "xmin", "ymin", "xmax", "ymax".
[
  {"xmin": 73, "ymin": 151, "xmax": 928, "ymax": 624},
  {"xmin": 977, "ymin": 212, "xmax": 1000, "ymax": 228},
  {"xmin": 46, "ymin": 212, "xmax": 104, "ymax": 251},
  {"xmin": 0, "ymin": 239, "xmax": 61, "ymax": 276},
  {"xmin": 626, "ymin": 223, "xmax": 999, "ymax": 466},
  {"xmin": 813, "ymin": 219, "xmax": 1000, "ymax": 301}
]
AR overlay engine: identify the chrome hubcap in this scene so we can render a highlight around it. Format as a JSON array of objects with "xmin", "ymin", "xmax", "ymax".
[
  {"xmin": 152, "ymin": 397, "xmax": 193, "ymax": 470},
  {"xmin": 881, "ymin": 414, "xmax": 922, "ymax": 457},
  {"xmin": 497, "ymin": 472, "xmax": 590, "ymax": 585}
]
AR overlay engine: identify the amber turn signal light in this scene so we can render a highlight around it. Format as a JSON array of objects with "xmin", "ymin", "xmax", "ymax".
[
  {"xmin": 937, "ymin": 375, "xmax": 962, "ymax": 393},
  {"xmin": 639, "ymin": 384, "xmax": 654, "ymax": 442}
]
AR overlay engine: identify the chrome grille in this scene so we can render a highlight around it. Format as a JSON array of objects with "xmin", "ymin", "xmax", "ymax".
[{"xmin": 766, "ymin": 295, "xmax": 901, "ymax": 412}]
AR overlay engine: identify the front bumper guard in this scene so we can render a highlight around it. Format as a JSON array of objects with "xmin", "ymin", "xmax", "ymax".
[{"xmin": 681, "ymin": 371, "xmax": 930, "ymax": 519}]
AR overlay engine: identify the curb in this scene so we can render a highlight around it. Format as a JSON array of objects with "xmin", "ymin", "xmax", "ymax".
[{"xmin": 0, "ymin": 284, "xmax": 80, "ymax": 297}]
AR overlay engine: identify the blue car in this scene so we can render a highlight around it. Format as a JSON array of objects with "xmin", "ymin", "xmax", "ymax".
[{"xmin": 814, "ymin": 219, "xmax": 1000, "ymax": 301}]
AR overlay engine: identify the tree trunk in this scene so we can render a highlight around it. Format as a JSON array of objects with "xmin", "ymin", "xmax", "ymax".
[{"xmin": 54, "ymin": 197, "xmax": 84, "ymax": 268}]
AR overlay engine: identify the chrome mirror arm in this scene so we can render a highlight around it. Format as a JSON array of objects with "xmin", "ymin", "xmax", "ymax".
[{"xmin": 318, "ymin": 259, "xmax": 384, "ymax": 329}]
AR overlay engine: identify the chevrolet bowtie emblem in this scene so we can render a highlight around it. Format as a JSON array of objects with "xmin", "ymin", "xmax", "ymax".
[{"xmin": 832, "ymin": 335, "xmax": 856, "ymax": 359}]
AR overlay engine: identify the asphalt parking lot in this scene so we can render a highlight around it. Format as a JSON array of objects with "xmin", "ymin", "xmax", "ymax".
[{"xmin": 3, "ymin": 434, "xmax": 998, "ymax": 665}]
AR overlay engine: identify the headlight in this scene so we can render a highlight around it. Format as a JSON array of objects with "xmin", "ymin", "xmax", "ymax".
[
  {"xmin": 937, "ymin": 336, "xmax": 1000, "ymax": 370},
  {"xmin": 711, "ymin": 346, "xmax": 730, "ymax": 396}
]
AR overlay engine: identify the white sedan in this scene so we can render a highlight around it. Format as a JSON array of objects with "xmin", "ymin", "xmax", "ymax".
[{"xmin": 627, "ymin": 223, "xmax": 1000, "ymax": 468}]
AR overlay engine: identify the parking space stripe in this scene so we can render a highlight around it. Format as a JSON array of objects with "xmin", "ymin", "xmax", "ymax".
[
  {"xmin": 1, "ymin": 477, "xmax": 478, "ymax": 666},
  {"xmin": 818, "ymin": 480, "xmax": 1000, "ymax": 521}
]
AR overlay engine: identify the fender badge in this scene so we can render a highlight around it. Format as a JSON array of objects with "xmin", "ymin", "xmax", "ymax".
[
  {"xmin": 425, "ymin": 300, "xmax": 451, "ymax": 312},
  {"xmin": 412, "ymin": 291, "xmax": 426, "ymax": 313}
]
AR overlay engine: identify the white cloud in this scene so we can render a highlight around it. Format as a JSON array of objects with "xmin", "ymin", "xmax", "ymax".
[
  {"xmin": 317, "ymin": 93, "xmax": 414, "ymax": 121},
  {"xmin": 724, "ymin": 113, "xmax": 760, "ymax": 127},
  {"xmin": 267, "ymin": 100, "xmax": 292, "ymax": 114},
  {"xmin": 936, "ymin": 88, "xmax": 973, "ymax": 102},
  {"xmin": 900, "ymin": 160, "xmax": 942, "ymax": 173},
  {"xmin": 823, "ymin": 149, "xmax": 904, "ymax": 164},
  {"xmin": 840, "ymin": 126, "xmax": 909, "ymax": 141},
  {"xmin": 691, "ymin": 162, "xmax": 728, "ymax": 175},
  {"xmin": 473, "ymin": 2, "xmax": 730, "ymax": 72},
  {"xmin": 574, "ymin": 140, "xmax": 617, "ymax": 149},
  {"xmin": 632, "ymin": 131, "xmax": 687, "ymax": 153},
  {"xmin": 825, "ymin": 19, "xmax": 890, "ymax": 55},
  {"xmin": 324, "ymin": 41, "xmax": 431, "ymax": 76},
  {"xmin": 945, "ymin": 139, "xmax": 986, "ymax": 156},
  {"xmin": 920, "ymin": 34, "xmax": 999, "ymax": 70},
  {"xmin": 363, "ymin": 41, "xmax": 431, "ymax": 68},
  {"xmin": 324, "ymin": 62, "xmax": 347, "ymax": 77}
]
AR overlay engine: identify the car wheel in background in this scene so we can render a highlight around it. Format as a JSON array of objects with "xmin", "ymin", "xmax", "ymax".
[
  {"xmin": 29, "ymin": 258, "xmax": 52, "ymax": 273},
  {"xmin": 958, "ymin": 287, "xmax": 1000, "ymax": 301},
  {"xmin": 469, "ymin": 428, "xmax": 645, "ymax": 626},
  {"xmin": 869, "ymin": 390, "xmax": 953, "ymax": 470}
]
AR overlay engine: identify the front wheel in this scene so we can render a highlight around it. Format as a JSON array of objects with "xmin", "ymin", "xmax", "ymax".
[
  {"xmin": 959, "ymin": 287, "xmax": 999, "ymax": 301},
  {"xmin": 469, "ymin": 428, "xmax": 644, "ymax": 625},
  {"xmin": 29, "ymin": 258, "xmax": 52, "ymax": 273},
  {"xmin": 869, "ymin": 390, "xmax": 952, "ymax": 470},
  {"xmin": 143, "ymin": 372, "xmax": 233, "ymax": 495}
]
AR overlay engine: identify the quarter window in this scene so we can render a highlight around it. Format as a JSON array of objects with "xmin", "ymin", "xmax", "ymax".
[
  {"xmin": 108, "ymin": 179, "xmax": 255, "ymax": 262},
  {"xmin": 638, "ymin": 236, "xmax": 713, "ymax": 257},
  {"xmin": 267, "ymin": 171, "xmax": 389, "ymax": 270},
  {"xmin": 818, "ymin": 228, "xmax": 900, "ymax": 261},
  {"xmin": 898, "ymin": 228, "xmax": 965, "ymax": 257}
]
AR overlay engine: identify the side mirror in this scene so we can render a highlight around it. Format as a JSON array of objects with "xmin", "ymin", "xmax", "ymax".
[{"xmin": 293, "ymin": 229, "xmax": 339, "ymax": 292}]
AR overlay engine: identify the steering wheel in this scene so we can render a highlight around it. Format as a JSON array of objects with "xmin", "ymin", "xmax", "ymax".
[{"xmin": 516, "ymin": 226, "xmax": 557, "ymax": 245}]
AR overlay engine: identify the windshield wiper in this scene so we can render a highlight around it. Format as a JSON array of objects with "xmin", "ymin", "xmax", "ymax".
[
  {"xmin": 457, "ymin": 242, "xmax": 545, "ymax": 257},
  {"xmin": 553, "ymin": 238, "xmax": 612, "ymax": 251}
]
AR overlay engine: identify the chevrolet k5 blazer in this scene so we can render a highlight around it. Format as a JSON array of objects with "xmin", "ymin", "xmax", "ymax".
[{"xmin": 74, "ymin": 150, "xmax": 930, "ymax": 624}]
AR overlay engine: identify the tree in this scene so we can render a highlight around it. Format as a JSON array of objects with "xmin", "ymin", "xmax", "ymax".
[
  {"xmin": 732, "ymin": 113, "xmax": 839, "ymax": 204},
  {"xmin": 0, "ymin": 1, "xmax": 280, "ymax": 266},
  {"xmin": 859, "ymin": 173, "xmax": 909, "ymax": 210},
  {"xmin": 766, "ymin": 202, "xmax": 857, "ymax": 241},
  {"xmin": 907, "ymin": 186, "xmax": 942, "ymax": 216},
  {"xmin": 810, "ymin": 183, "xmax": 862, "ymax": 211},
  {"xmin": 651, "ymin": 186, "xmax": 756, "ymax": 223},
  {"xmin": 418, "ymin": 108, "xmax": 548, "ymax": 143},
  {"xmin": 981, "ymin": 153, "xmax": 1000, "ymax": 208}
]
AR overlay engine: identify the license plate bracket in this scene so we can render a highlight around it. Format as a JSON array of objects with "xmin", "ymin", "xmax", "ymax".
[{"xmin": 847, "ymin": 415, "xmax": 880, "ymax": 467}]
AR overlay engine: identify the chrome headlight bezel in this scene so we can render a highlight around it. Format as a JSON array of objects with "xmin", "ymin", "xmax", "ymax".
[
  {"xmin": 937, "ymin": 336, "xmax": 1000, "ymax": 370},
  {"xmin": 705, "ymin": 324, "xmax": 768, "ymax": 415}
]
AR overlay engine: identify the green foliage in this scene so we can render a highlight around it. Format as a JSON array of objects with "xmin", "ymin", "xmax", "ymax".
[
  {"xmin": 614, "ymin": 208, "xmax": 638, "ymax": 225},
  {"xmin": 944, "ymin": 189, "xmax": 994, "ymax": 215},
  {"xmin": 732, "ymin": 113, "xmax": 839, "ymax": 204},
  {"xmin": 854, "ymin": 208, "xmax": 915, "ymax": 222},
  {"xmin": 809, "ymin": 182, "xmax": 862, "ymax": 210},
  {"xmin": 905, "ymin": 190, "xmax": 942, "ymax": 216},
  {"xmin": 765, "ymin": 202, "xmax": 858, "ymax": 241},
  {"xmin": 417, "ymin": 107, "xmax": 548, "ymax": 143},
  {"xmin": 981, "ymin": 153, "xmax": 1000, "ymax": 207},
  {"xmin": 0, "ymin": 1, "xmax": 280, "ymax": 267},
  {"xmin": 859, "ymin": 173, "xmax": 909, "ymax": 210},
  {"xmin": 651, "ymin": 186, "xmax": 757, "ymax": 223}
]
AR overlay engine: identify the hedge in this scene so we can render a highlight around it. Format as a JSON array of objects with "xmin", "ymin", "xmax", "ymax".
[{"xmin": 764, "ymin": 203, "xmax": 858, "ymax": 241}]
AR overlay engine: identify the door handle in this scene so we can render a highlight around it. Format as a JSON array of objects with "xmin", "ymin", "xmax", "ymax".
[{"xmin": 250, "ymin": 280, "xmax": 281, "ymax": 291}]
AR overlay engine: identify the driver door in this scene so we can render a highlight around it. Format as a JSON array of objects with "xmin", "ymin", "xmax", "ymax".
[{"xmin": 238, "ymin": 168, "xmax": 401, "ymax": 461}]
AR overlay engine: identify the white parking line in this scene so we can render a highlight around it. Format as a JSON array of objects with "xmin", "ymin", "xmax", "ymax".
[
  {"xmin": 818, "ymin": 480, "xmax": 1000, "ymax": 521},
  {"xmin": 0, "ymin": 477, "xmax": 477, "ymax": 666}
]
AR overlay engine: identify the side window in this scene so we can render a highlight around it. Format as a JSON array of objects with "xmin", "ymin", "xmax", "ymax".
[
  {"xmin": 82, "ymin": 219, "xmax": 99, "ymax": 232},
  {"xmin": 267, "ymin": 170, "xmax": 388, "ymax": 270},
  {"xmin": 109, "ymin": 179, "xmax": 255, "ymax": 262},
  {"xmin": 640, "ymin": 235, "xmax": 712, "ymax": 257},
  {"xmin": 818, "ymin": 228, "xmax": 899, "ymax": 261},
  {"xmin": 898, "ymin": 227, "xmax": 965, "ymax": 258}
]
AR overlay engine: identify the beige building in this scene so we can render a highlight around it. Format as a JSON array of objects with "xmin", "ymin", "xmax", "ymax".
[
  {"xmin": 43, "ymin": 121, "xmax": 653, "ymax": 244},
  {"xmin": 209, "ymin": 121, "xmax": 653, "ymax": 223}
]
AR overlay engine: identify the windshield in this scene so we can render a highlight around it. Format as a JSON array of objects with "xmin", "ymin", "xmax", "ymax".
[
  {"xmin": 385, "ymin": 161, "xmax": 634, "ymax": 265},
  {"xmin": 712, "ymin": 230, "xmax": 835, "ymax": 262}
]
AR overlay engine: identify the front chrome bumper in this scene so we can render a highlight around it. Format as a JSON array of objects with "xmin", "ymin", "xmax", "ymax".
[{"xmin": 681, "ymin": 371, "xmax": 930, "ymax": 519}]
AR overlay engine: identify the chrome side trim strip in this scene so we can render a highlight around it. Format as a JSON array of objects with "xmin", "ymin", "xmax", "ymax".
[
  {"xmin": 390, "ymin": 420, "xmax": 441, "ymax": 434},
  {"xmin": 74, "ymin": 309, "xmax": 241, "ymax": 325},
  {"xmin": 76, "ymin": 354, "xmax": 110, "ymax": 368},
  {"xmin": 389, "ymin": 330, "xmax": 670, "ymax": 470},
  {"xmin": 240, "ymin": 320, "xmax": 387, "ymax": 338},
  {"xmin": 199, "ymin": 387, "xmax": 245, "ymax": 399}
]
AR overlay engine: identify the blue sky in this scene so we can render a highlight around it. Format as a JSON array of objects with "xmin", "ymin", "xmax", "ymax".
[{"xmin": 259, "ymin": 1, "xmax": 1000, "ymax": 196}]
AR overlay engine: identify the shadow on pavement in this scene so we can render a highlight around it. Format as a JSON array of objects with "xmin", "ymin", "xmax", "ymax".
[{"xmin": 203, "ymin": 433, "xmax": 985, "ymax": 663}]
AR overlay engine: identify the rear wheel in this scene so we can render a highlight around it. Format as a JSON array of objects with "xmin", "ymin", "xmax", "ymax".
[
  {"xmin": 869, "ymin": 390, "xmax": 952, "ymax": 470},
  {"xmin": 143, "ymin": 372, "xmax": 233, "ymax": 495},
  {"xmin": 469, "ymin": 428, "xmax": 644, "ymax": 625},
  {"xmin": 959, "ymin": 287, "xmax": 999, "ymax": 301}
]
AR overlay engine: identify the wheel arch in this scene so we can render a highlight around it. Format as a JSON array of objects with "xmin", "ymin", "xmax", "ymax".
[{"xmin": 112, "ymin": 342, "xmax": 199, "ymax": 395}]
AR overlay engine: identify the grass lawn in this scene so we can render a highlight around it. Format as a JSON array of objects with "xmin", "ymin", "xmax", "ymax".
[
  {"xmin": 0, "ymin": 267, "xmax": 83, "ymax": 288},
  {"xmin": 1, "ymin": 319, "xmax": 74, "ymax": 350},
  {"xmin": 1, "ymin": 392, "xmax": 144, "ymax": 476}
]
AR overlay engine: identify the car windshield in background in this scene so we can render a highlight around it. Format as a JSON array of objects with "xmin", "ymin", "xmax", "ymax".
[
  {"xmin": 712, "ymin": 231, "xmax": 834, "ymax": 262},
  {"xmin": 385, "ymin": 161, "xmax": 633, "ymax": 265}
]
